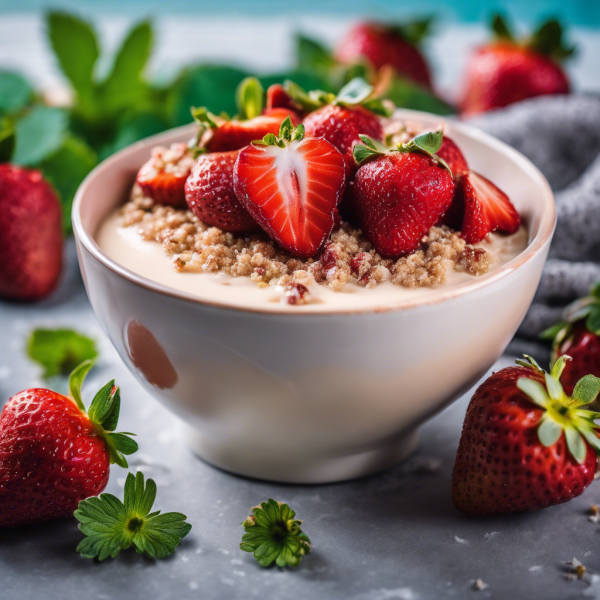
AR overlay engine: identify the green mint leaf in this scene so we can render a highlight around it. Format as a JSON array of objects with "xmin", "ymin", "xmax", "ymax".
[
  {"xmin": 68, "ymin": 359, "xmax": 94, "ymax": 412},
  {"xmin": 240, "ymin": 499, "xmax": 311, "ymax": 568},
  {"xmin": 13, "ymin": 106, "xmax": 69, "ymax": 166},
  {"xmin": 335, "ymin": 77, "xmax": 373, "ymax": 106},
  {"xmin": 100, "ymin": 20, "xmax": 153, "ymax": 113},
  {"xmin": 38, "ymin": 135, "xmax": 97, "ymax": 234},
  {"xmin": 46, "ymin": 12, "xmax": 99, "ymax": 108},
  {"xmin": 491, "ymin": 13, "xmax": 515, "ymax": 41},
  {"xmin": 0, "ymin": 71, "xmax": 33, "ymax": 114},
  {"xmin": 571, "ymin": 375, "xmax": 600, "ymax": 408},
  {"xmin": 295, "ymin": 34, "xmax": 335, "ymax": 72},
  {"xmin": 88, "ymin": 380, "xmax": 116, "ymax": 426},
  {"xmin": 0, "ymin": 117, "xmax": 15, "ymax": 162},
  {"xmin": 27, "ymin": 328, "xmax": 98, "ymax": 379},
  {"xmin": 100, "ymin": 112, "xmax": 169, "ymax": 160},
  {"xmin": 75, "ymin": 472, "xmax": 191, "ymax": 561},
  {"xmin": 236, "ymin": 77, "xmax": 264, "ymax": 120}
]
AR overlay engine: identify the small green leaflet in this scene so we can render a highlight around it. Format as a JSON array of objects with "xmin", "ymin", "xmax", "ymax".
[
  {"xmin": 75, "ymin": 472, "xmax": 191, "ymax": 561},
  {"xmin": 69, "ymin": 359, "xmax": 94, "ymax": 412},
  {"xmin": 27, "ymin": 328, "xmax": 98, "ymax": 379},
  {"xmin": 240, "ymin": 499, "xmax": 311, "ymax": 568},
  {"xmin": 236, "ymin": 77, "xmax": 264, "ymax": 120},
  {"xmin": 0, "ymin": 117, "xmax": 14, "ymax": 162},
  {"xmin": 0, "ymin": 71, "xmax": 33, "ymax": 114}
]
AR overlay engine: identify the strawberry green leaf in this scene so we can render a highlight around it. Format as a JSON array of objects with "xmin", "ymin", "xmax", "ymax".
[
  {"xmin": 68, "ymin": 359, "xmax": 94, "ymax": 412},
  {"xmin": 295, "ymin": 34, "xmax": 336, "ymax": 72},
  {"xmin": 0, "ymin": 117, "xmax": 14, "ymax": 163},
  {"xmin": 571, "ymin": 375, "xmax": 600, "ymax": 408},
  {"xmin": 46, "ymin": 12, "xmax": 99, "ymax": 111},
  {"xmin": 539, "ymin": 321, "xmax": 569, "ymax": 341},
  {"xmin": 335, "ymin": 77, "xmax": 373, "ymax": 106},
  {"xmin": 412, "ymin": 130, "xmax": 444, "ymax": 156},
  {"xmin": 515, "ymin": 354, "xmax": 544, "ymax": 372},
  {"xmin": 13, "ymin": 106, "xmax": 69, "ymax": 166},
  {"xmin": 391, "ymin": 17, "xmax": 434, "ymax": 47},
  {"xmin": 379, "ymin": 73, "xmax": 455, "ymax": 116},
  {"xmin": 236, "ymin": 77, "xmax": 264, "ymax": 121},
  {"xmin": 0, "ymin": 71, "xmax": 33, "ymax": 114},
  {"xmin": 586, "ymin": 307, "xmax": 600, "ymax": 335},
  {"xmin": 538, "ymin": 416, "xmax": 563, "ymax": 448},
  {"xmin": 530, "ymin": 18, "xmax": 575, "ymax": 61},
  {"xmin": 284, "ymin": 80, "xmax": 327, "ymax": 112},
  {"xmin": 516, "ymin": 377, "xmax": 550, "ymax": 408},
  {"xmin": 106, "ymin": 432, "xmax": 138, "ymax": 456},
  {"xmin": 591, "ymin": 281, "xmax": 600, "ymax": 300},
  {"xmin": 491, "ymin": 13, "xmax": 515, "ymax": 42},
  {"xmin": 75, "ymin": 472, "xmax": 191, "ymax": 561},
  {"xmin": 580, "ymin": 429, "xmax": 600, "ymax": 454},
  {"xmin": 353, "ymin": 135, "xmax": 389, "ymax": 166},
  {"xmin": 27, "ymin": 328, "xmax": 98, "ymax": 379},
  {"xmin": 87, "ymin": 380, "xmax": 118, "ymax": 427},
  {"xmin": 565, "ymin": 426, "xmax": 587, "ymax": 465},
  {"xmin": 545, "ymin": 371, "xmax": 564, "ymax": 402}
]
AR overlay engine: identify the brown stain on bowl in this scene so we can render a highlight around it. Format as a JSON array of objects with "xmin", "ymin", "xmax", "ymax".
[{"xmin": 126, "ymin": 320, "xmax": 178, "ymax": 389}]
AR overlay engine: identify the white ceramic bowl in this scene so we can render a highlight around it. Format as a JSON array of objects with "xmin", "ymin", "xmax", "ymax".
[{"xmin": 73, "ymin": 109, "xmax": 555, "ymax": 483}]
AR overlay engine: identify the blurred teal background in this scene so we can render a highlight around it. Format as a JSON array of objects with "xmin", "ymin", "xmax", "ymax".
[{"xmin": 1, "ymin": 0, "xmax": 599, "ymax": 26}]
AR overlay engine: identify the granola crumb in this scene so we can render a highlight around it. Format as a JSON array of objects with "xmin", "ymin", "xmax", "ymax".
[
  {"xmin": 471, "ymin": 579, "xmax": 488, "ymax": 591},
  {"xmin": 120, "ymin": 191, "xmax": 496, "ymax": 293}
]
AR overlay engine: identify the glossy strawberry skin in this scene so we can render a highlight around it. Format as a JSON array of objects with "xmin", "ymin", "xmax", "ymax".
[
  {"xmin": 336, "ymin": 22, "xmax": 432, "ymax": 89},
  {"xmin": 436, "ymin": 136, "xmax": 469, "ymax": 178},
  {"xmin": 136, "ymin": 143, "xmax": 192, "ymax": 208},
  {"xmin": 452, "ymin": 366, "xmax": 596, "ymax": 515},
  {"xmin": 0, "ymin": 389, "xmax": 110, "ymax": 527},
  {"xmin": 234, "ymin": 137, "xmax": 347, "ymax": 258},
  {"xmin": 185, "ymin": 150, "xmax": 258, "ymax": 233},
  {"xmin": 461, "ymin": 43, "xmax": 570, "ymax": 116},
  {"xmin": 266, "ymin": 84, "xmax": 301, "ymax": 113},
  {"xmin": 208, "ymin": 109, "xmax": 301, "ymax": 153},
  {"xmin": 0, "ymin": 164, "xmax": 63, "ymax": 302},
  {"xmin": 352, "ymin": 153, "xmax": 455, "ymax": 258},
  {"xmin": 303, "ymin": 105, "xmax": 383, "ymax": 172},
  {"xmin": 557, "ymin": 324, "xmax": 600, "ymax": 396}
]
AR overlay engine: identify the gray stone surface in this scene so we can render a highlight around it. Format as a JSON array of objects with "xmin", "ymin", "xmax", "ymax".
[{"xmin": 2, "ymin": 242, "xmax": 600, "ymax": 600}]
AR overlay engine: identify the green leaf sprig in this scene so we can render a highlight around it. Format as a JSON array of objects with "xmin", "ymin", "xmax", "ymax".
[
  {"xmin": 353, "ymin": 129, "xmax": 451, "ymax": 174},
  {"xmin": 241, "ymin": 499, "xmax": 311, "ymax": 567},
  {"xmin": 516, "ymin": 355, "xmax": 600, "ymax": 464},
  {"xmin": 75, "ymin": 472, "xmax": 191, "ymax": 561}
]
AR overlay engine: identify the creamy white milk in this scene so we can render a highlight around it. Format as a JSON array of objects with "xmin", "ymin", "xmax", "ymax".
[{"xmin": 96, "ymin": 209, "xmax": 529, "ymax": 312}]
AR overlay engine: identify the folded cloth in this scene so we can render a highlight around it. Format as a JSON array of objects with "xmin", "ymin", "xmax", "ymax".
[{"xmin": 466, "ymin": 95, "xmax": 600, "ymax": 363}]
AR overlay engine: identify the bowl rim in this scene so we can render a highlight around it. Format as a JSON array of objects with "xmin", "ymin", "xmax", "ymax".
[{"xmin": 72, "ymin": 109, "xmax": 556, "ymax": 316}]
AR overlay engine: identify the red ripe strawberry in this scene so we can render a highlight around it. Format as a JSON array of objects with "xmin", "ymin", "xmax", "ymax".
[
  {"xmin": 436, "ymin": 135, "xmax": 521, "ymax": 242},
  {"xmin": 184, "ymin": 150, "xmax": 257, "ymax": 233},
  {"xmin": 0, "ymin": 164, "xmax": 63, "ymax": 302},
  {"xmin": 266, "ymin": 84, "xmax": 301, "ymax": 113},
  {"xmin": 452, "ymin": 355, "xmax": 600, "ymax": 515},
  {"xmin": 541, "ymin": 284, "xmax": 600, "ymax": 396},
  {"xmin": 207, "ymin": 108, "xmax": 301, "ymax": 153},
  {"xmin": 234, "ymin": 117, "xmax": 346, "ymax": 258},
  {"xmin": 0, "ymin": 362, "xmax": 137, "ymax": 527},
  {"xmin": 335, "ymin": 21, "xmax": 433, "ymax": 89},
  {"xmin": 285, "ymin": 77, "xmax": 392, "ymax": 172},
  {"xmin": 461, "ymin": 15, "xmax": 572, "ymax": 116},
  {"xmin": 136, "ymin": 143, "xmax": 194, "ymax": 207},
  {"xmin": 350, "ymin": 131, "xmax": 455, "ymax": 257}
]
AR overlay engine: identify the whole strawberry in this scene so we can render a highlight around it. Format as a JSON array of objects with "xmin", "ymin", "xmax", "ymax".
[
  {"xmin": 234, "ymin": 117, "xmax": 346, "ymax": 258},
  {"xmin": 335, "ymin": 20, "xmax": 433, "ymax": 89},
  {"xmin": 541, "ymin": 283, "xmax": 600, "ymax": 396},
  {"xmin": 0, "ymin": 164, "xmax": 63, "ymax": 302},
  {"xmin": 185, "ymin": 149, "xmax": 257, "ymax": 233},
  {"xmin": 286, "ymin": 77, "xmax": 392, "ymax": 171},
  {"xmin": 350, "ymin": 130, "xmax": 454, "ymax": 257},
  {"xmin": 452, "ymin": 355, "xmax": 600, "ymax": 515},
  {"xmin": 461, "ymin": 14, "xmax": 573, "ymax": 115},
  {"xmin": 436, "ymin": 135, "xmax": 521, "ymax": 243},
  {"xmin": 0, "ymin": 361, "xmax": 137, "ymax": 527}
]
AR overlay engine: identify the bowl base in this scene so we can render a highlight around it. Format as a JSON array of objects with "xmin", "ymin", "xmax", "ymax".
[{"xmin": 183, "ymin": 427, "xmax": 420, "ymax": 484}]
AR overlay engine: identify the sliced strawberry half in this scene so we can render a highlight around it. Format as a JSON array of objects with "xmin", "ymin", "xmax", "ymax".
[
  {"xmin": 233, "ymin": 117, "xmax": 347, "ymax": 258},
  {"xmin": 459, "ymin": 171, "xmax": 521, "ymax": 243}
]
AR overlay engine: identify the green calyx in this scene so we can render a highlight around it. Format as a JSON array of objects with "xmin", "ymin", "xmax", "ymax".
[
  {"xmin": 253, "ymin": 115, "xmax": 304, "ymax": 148},
  {"xmin": 240, "ymin": 499, "xmax": 311, "ymax": 568},
  {"xmin": 540, "ymin": 282, "xmax": 600, "ymax": 363},
  {"xmin": 516, "ymin": 354, "xmax": 600, "ymax": 465},
  {"xmin": 75, "ymin": 471, "xmax": 192, "ymax": 561},
  {"xmin": 490, "ymin": 13, "xmax": 575, "ymax": 61},
  {"xmin": 284, "ymin": 76, "xmax": 394, "ymax": 117},
  {"xmin": 69, "ymin": 360, "xmax": 138, "ymax": 468},
  {"xmin": 387, "ymin": 16, "xmax": 434, "ymax": 47},
  {"xmin": 353, "ymin": 129, "xmax": 452, "ymax": 174}
]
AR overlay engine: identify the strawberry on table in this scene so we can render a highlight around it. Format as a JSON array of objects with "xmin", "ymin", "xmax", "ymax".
[
  {"xmin": 335, "ymin": 20, "xmax": 433, "ymax": 89},
  {"xmin": 0, "ymin": 361, "xmax": 137, "ymax": 528},
  {"xmin": 136, "ymin": 142, "xmax": 194, "ymax": 208},
  {"xmin": 0, "ymin": 163, "xmax": 63, "ymax": 302},
  {"xmin": 265, "ymin": 83, "xmax": 302, "ymax": 114},
  {"xmin": 233, "ymin": 116, "xmax": 347, "ymax": 259},
  {"xmin": 436, "ymin": 135, "xmax": 521, "ymax": 244},
  {"xmin": 287, "ymin": 77, "xmax": 393, "ymax": 171},
  {"xmin": 461, "ymin": 14, "xmax": 573, "ymax": 116},
  {"xmin": 185, "ymin": 149, "xmax": 258, "ymax": 233},
  {"xmin": 541, "ymin": 283, "xmax": 600, "ymax": 396},
  {"xmin": 452, "ymin": 355, "xmax": 600, "ymax": 515},
  {"xmin": 350, "ymin": 130, "xmax": 455, "ymax": 258}
]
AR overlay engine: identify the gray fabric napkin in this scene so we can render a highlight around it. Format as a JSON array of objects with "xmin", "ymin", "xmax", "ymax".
[{"xmin": 466, "ymin": 95, "xmax": 600, "ymax": 362}]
